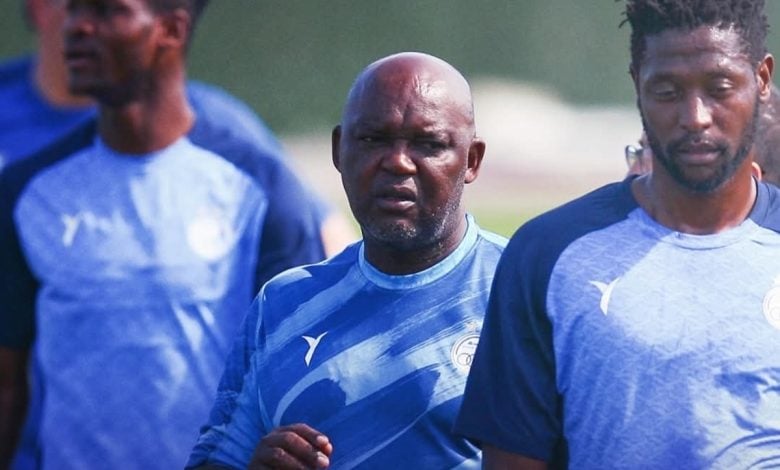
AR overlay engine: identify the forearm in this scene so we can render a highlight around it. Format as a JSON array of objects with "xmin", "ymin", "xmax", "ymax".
[
  {"xmin": 0, "ymin": 347, "xmax": 30, "ymax": 468},
  {"xmin": 483, "ymin": 444, "xmax": 548, "ymax": 470}
]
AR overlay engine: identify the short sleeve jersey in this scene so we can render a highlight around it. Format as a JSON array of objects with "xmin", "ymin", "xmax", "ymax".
[
  {"xmin": 0, "ymin": 54, "xmax": 330, "ymax": 470},
  {"xmin": 455, "ymin": 178, "xmax": 780, "ymax": 468},
  {"xmin": 0, "ymin": 116, "xmax": 324, "ymax": 469},
  {"xmin": 187, "ymin": 217, "xmax": 507, "ymax": 469}
]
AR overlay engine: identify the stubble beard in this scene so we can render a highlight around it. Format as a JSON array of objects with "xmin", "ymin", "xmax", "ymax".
[
  {"xmin": 360, "ymin": 185, "xmax": 465, "ymax": 253},
  {"xmin": 642, "ymin": 97, "xmax": 759, "ymax": 193}
]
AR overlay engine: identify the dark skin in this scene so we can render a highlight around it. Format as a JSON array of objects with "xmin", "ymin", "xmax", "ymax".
[
  {"xmin": 0, "ymin": 349, "xmax": 29, "ymax": 468},
  {"xmin": 632, "ymin": 26, "xmax": 773, "ymax": 234},
  {"xmin": 64, "ymin": 0, "xmax": 194, "ymax": 153},
  {"xmin": 218, "ymin": 52, "xmax": 484, "ymax": 470},
  {"xmin": 483, "ymin": 25, "xmax": 773, "ymax": 470},
  {"xmin": 0, "ymin": 1, "xmax": 195, "ymax": 467},
  {"xmin": 333, "ymin": 53, "xmax": 484, "ymax": 275}
]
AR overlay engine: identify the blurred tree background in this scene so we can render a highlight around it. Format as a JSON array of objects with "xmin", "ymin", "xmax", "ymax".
[
  {"xmin": 4, "ymin": 1, "xmax": 780, "ymax": 135},
  {"xmin": 5, "ymin": 1, "xmax": 780, "ymax": 235}
]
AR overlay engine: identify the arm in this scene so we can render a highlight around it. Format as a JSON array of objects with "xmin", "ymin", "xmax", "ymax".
[
  {"xmin": 484, "ymin": 444, "xmax": 547, "ymax": 470},
  {"xmin": 0, "ymin": 347, "xmax": 29, "ymax": 468},
  {"xmin": 0, "ymin": 164, "xmax": 40, "ymax": 469}
]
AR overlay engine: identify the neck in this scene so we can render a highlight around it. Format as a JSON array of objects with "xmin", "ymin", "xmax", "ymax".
[
  {"xmin": 98, "ymin": 77, "xmax": 193, "ymax": 154},
  {"xmin": 363, "ymin": 212, "xmax": 468, "ymax": 275},
  {"xmin": 632, "ymin": 164, "xmax": 757, "ymax": 235}
]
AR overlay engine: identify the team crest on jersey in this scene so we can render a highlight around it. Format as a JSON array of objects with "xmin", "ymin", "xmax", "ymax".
[
  {"xmin": 186, "ymin": 207, "xmax": 237, "ymax": 261},
  {"xmin": 762, "ymin": 279, "xmax": 780, "ymax": 331},
  {"xmin": 450, "ymin": 321, "xmax": 481, "ymax": 373}
]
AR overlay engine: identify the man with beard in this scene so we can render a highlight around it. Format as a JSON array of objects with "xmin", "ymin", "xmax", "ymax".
[
  {"xmin": 187, "ymin": 52, "xmax": 506, "ymax": 469},
  {"xmin": 456, "ymin": 0, "xmax": 780, "ymax": 468}
]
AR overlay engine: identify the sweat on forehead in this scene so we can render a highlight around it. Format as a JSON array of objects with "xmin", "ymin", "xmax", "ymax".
[{"xmin": 342, "ymin": 52, "xmax": 474, "ymax": 123}]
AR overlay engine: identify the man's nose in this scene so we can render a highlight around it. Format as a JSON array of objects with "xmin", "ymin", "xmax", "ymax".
[
  {"xmin": 679, "ymin": 94, "xmax": 713, "ymax": 133},
  {"xmin": 381, "ymin": 140, "xmax": 417, "ymax": 175}
]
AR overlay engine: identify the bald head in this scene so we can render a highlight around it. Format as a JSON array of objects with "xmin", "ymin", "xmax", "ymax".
[
  {"xmin": 332, "ymin": 52, "xmax": 484, "ymax": 274},
  {"xmin": 342, "ymin": 52, "xmax": 476, "ymax": 137}
]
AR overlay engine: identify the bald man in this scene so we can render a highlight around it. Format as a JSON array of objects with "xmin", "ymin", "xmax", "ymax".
[{"xmin": 187, "ymin": 52, "xmax": 506, "ymax": 469}]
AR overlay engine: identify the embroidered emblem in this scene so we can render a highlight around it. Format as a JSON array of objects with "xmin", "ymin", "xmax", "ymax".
[
  {"xmin": 186, "ymin": 207, "xmax": 236, "ymax": 261},
  {"xmin": 762, "ymin": 280, "xmax": 780, "ymax": 331},
  {"xmin": 302, "ymin": 332, "xmax": 328, "ymax": 367},
  {"xmin": 451, "ymin": 332, "xmax": 480, "ymax": 373},
  {"xmin": 590, "ymin": 277, "xmax": 621, "ymax": 315}
]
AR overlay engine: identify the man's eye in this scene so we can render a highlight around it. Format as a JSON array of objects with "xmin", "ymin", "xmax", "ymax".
[
  {"xmin": 709, "ymin": 82, "xmax": 734, "ymax": 97},
  {"xmin": 651, "ymin": 87, "xmax": 677, "ymax": 101},
  {"xmin": 418, "ymin": 140, "xmax": 446, "ymax": 150}
]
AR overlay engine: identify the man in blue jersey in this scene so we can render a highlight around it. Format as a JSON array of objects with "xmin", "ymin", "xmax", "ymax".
[
  {"xmin": 0, "ymin": 0, "xmax": 328, "ymax": 468},
  {"xmin": 187, "ymin": 52, "xmax": 507, "ymax": 470},
  {"xmin": 0, "ymin": 0, "xmax": 356, "ymax": 468},
  {"xmin": 456, "ymin": 0, "xmax": 780, "ymax": 468}
]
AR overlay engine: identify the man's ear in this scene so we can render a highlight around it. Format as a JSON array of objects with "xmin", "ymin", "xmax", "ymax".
[
  {"xmin": 464, "ymin": 138, "xmax": 485, "ymax": 184},
  {"xmin": 757, "ymin": 54, "xmax": 774, "ymax": 103},
  {"xmin": 752, "ymin": 161, "xmax": 763, "ymax": 181},
  {"xmin": 157, "ymin": 8, "xmax": 190, "ymax": 50},
  {"xmin": 331, "ymin": 125, "xmax": 342, "ymax": 173}
]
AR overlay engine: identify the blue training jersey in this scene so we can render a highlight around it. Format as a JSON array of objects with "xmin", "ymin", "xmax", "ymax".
[
  {"xmin": 455, "ymin": 177, "xmax": 780, "ymax": 468},
  {"xmin": 0, "ymin": 114, "xmax": 324, "ymax": 469},
  {"xmin": 0, "ymin": 54, "xmax": 330, "ymax": 470},
  {"xmin": 188, "ymin": 216, "xmax": 507, "ymax": 469}
]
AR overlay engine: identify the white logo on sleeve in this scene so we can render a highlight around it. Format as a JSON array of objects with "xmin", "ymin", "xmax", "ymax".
[
  {"xmin": 302, "ymin": 332, "xmax": 328, "ymax": 367},
  {"xmin": 590, "ymin": 277, "xmax": 621, "ymax": 315},
  {"xmin": 762, "ymin": 278, "xmax": 780, "ymax": 331}
]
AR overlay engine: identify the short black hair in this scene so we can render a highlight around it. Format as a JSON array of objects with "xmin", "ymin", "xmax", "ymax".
[
  {"xmin": 152, "ymin": 0, "xmax": 208, "ymax": 21},
  {"xmin": 622, "ymin": 0, "xmax": 769, "ymax": 72},
  {"xmin": 150, "ymin": 0, "xmax": 209, "ymax": 35}
]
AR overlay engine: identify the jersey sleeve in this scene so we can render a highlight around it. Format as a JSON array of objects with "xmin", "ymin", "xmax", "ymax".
[
  {"xmin": 0, "ymin": 164, "xmax": 39, "ymax": 349},
  {"xmin": 252, "ymin": 158, "xmax": 325, "ymax": 290},
  {"xmin": 454, "ymin": 222, "xmax": 565, "ymax": 462},
  {"xmin": 186, "ymin": 296, "xmax": 268, "ymax": 469},
  {"xmin": 0, "ymin": 121, "xmax": 95, "ymax": 349},
  {"xmin": 455, "ymin": 181, "xmax": 636, "ymax": 465}
]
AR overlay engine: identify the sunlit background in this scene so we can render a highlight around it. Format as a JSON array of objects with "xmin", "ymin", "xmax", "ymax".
[{"xmin": 4, "ymin": 1, "xmax": 780, "ymax": 236}]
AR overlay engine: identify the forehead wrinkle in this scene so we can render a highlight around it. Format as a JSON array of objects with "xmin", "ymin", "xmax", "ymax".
[{"xmin": 344, "ymin": 54, "xmax": 474, "ymax": 117}]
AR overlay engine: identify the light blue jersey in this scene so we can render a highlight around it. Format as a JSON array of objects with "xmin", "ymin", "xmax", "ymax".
[
  {"xmin": 456, "ymin": 178, "xmax": 780, "ymax": 468},
  {"xmin": 188, "ymin": 217, "xmax": 507, "ymax": 469},
  {"xmin": 0, "ymin": 54, "xmax": 329, "ymax": 470},
  {"xmin": 0, "ymin": 118, "xmax": 324, "ymax": 469}
]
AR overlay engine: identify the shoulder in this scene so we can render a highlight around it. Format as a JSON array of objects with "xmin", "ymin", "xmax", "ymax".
[
  {"xmin": 186, "ymin": 80, "xmax": 285, "ymax": 159},
  {"xmin": 751, "ymin": 181, "xmax": 780, "ymax": 233},
  {"xmin": 503, "ymin": 179, "xmax": 637, "ymax": 274},
  {"xmin": 1, "ymin": 120, "xmax": 97, "ymax": 208},
  {"xmin": 257, "ymin": 243, "xmax": 360, "ymax": 310},
  {"xmin": 187, "ymin": 108, "xmax": 294, "ymax": 189},
  {"xmin": 0, "ymin": 55, "xmax": 31, "ymax": 85}
]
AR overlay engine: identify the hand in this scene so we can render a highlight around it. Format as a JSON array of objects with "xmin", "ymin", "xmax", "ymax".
[{"xmin": 248, "ymin": 423, "xmax": 333, "ymax": 469}]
